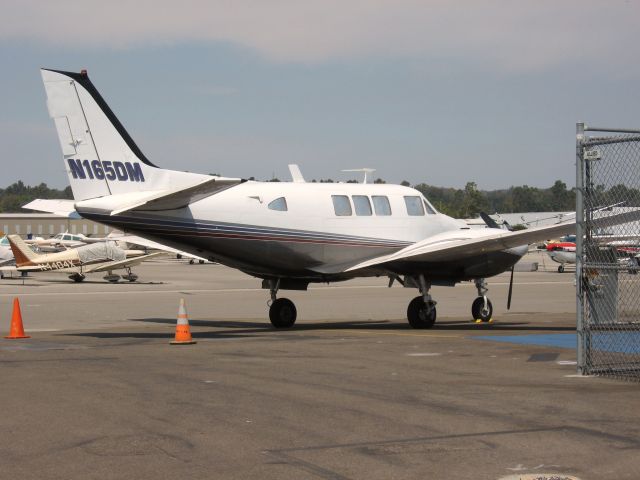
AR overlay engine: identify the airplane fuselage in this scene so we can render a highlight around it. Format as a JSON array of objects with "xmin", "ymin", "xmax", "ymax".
[{"xmin": 78, "ymin": 181, "xmax": 525, "ymax": 283}]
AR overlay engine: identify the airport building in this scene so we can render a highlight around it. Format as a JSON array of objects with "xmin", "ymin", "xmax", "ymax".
[{"xmin": 0, "ymin": 213, "xmax": 110, "ymax": 238}]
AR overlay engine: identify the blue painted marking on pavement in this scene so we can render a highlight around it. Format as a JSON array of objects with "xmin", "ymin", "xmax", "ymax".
[
  {"xmin": 475, "ymin": 332, "xmax": 640, "ymax": 354},
  {"xmin": 475, "ymin": 334, "xmax": 576, "ymax": 349}
]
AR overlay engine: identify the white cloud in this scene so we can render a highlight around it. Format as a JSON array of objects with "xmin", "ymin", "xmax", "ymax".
[{"xmin": 2, "ymin": 0, "xmax": 639, "ymax": 72}]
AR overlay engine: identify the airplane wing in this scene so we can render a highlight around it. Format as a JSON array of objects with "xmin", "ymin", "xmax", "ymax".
[
  {"xmin": 315, "ymin": 209, "xmax": 640, "ymax": 274},
  {"xmin": 83, "ymin": 252, "xmax": 166, "ymax": 273}
]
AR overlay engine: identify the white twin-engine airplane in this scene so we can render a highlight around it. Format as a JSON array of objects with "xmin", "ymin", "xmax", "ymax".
[{"xmin": 38, "ymin": 69, "xmax": 636, "ymax": 328}]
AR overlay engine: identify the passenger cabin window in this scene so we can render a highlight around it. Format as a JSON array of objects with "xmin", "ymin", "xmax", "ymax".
[
  {"xmin": 352, "ymin": 195, "xmax": 372, "ymax": 216},
  {"xmin": 423, "ymin": 199, "xmax": 437, "ymax": 215},
  {"xmin": 332, "ymin": 195, "xmax": 352, "ymax": 216},
  {"xmin": 404, "ymin": 196, "xmax": 425, "ymax": 216},
  {"xmin": 372, "ymin": 196, "xmax": 392, "ymax": 216},
  {"xmin": 268, "ymin": 197, "xmax": 288, "ymax": 211}
]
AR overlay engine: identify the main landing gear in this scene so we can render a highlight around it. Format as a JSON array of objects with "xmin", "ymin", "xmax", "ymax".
[
  {"xmin": 68, "ymin": 272, "xmax": 86, "ymax": 283},
  {"xmin": 405, "ymin": 275, "xmax": 493, "ymax": 328},
  {"xmin": 407, "ymin": 275, "xmax": 436, "ymax": 329},
  {"xmin": 121, "ymin": 267, "xmax": 139, "ymax": 282},
  {"xmin": 267, "ymin": 279, "xmax": 297, "ymax": 328}
]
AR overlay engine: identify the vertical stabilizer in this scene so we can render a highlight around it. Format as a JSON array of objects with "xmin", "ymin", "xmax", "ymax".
[
  {"xmin": 7, "ymin": 235, "xmax": 39, "ymax": 266},
  {"xmin": 41, "ymin": 69, "xmax": 210, "ymax": 202}
]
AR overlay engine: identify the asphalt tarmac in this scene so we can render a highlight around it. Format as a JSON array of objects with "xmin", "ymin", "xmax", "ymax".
[{"xmin": 1, "ymin": 254, "xmax": 638, "ymax": 480}]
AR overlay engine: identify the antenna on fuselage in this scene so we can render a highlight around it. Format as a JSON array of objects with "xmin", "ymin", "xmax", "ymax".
[
  {"xmin": 288, "ymin": 164, "xmax": 306, "ymax": 183},
  {"xmin": 341, "ymin": 168, "xmax": 376, "ymax": 184}
]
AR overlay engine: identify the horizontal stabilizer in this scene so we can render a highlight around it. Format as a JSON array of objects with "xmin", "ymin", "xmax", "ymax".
[
  {"xmin": 22, "ymin": 199, "xmax": 80, "ymax": 218},
  {"xmin": 109, "ymin": 177, "xmax": 242, "ymax": 215}
]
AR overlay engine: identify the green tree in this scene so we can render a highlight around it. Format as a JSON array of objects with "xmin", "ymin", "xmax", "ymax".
[{"xmin": 460, "ymin": 181, "xmax": 488, "ymax": 218}]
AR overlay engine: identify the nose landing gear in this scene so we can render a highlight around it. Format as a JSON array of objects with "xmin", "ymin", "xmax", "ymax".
[{"xmin": 472, "ymin": 278, "xmax": 493, "ymax": 323}]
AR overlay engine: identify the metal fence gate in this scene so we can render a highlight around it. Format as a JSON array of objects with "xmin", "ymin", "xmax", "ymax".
[{"xmin": 576, "ymin": 124, "xmax": 640, "ymax": 380}]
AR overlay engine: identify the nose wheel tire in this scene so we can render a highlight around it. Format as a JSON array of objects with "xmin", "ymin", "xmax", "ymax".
[
  {"xmin": 269, "ymin": 298, "xmax": 297, "ymax": 328},
  {"xmin": 557, "ymin": 265, "xmax": 565, "ymax": 273},
  {"xmin": 472, "ymin": 297, "xmax": 493, "ymax": 323},
  {"xmin": 407, "ymin": 296, "xmax": 436, "ymax": 329}
]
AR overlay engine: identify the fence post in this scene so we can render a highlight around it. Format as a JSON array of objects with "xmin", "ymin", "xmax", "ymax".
[{"xmin": 575, "ymin": 123, "xmax": 587, "ymax": 375}]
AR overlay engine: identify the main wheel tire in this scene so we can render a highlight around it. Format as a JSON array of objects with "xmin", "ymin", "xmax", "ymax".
[
  {"xmin": 269, "ymin": 298, "xmax": 297, "ymax": 328},
  {"xmin": 558, "ymin": 264, "xmax": 565, "ymax": 273},
  {"xmin": 407, "ymin": 296, "xmax": 436, "ymax": 329},
  {"xmin": 471, "ymin": 297, "xmax": 493, "ymax": 322},
  {"xmin": 70, "ymin": 273, "xmax": 85, "ymax": 283}
]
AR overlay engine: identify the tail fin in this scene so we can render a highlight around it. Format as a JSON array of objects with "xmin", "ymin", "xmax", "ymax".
[
  {"xmin": 7, "ymin": 235, "xmax": 39, "ymax": 267},
  {"xmin": 41, "ymin": 69, "xmax": 210, "ymax": 201}
]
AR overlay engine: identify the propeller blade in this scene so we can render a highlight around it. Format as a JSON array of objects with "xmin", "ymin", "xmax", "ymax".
[
  {"xmin": 480, "ymin": 212, "xmax": 501, "ymax": 229},
  {"xmin": 507, "ymin": 266, "xmax": 514, "ymax": 310}
]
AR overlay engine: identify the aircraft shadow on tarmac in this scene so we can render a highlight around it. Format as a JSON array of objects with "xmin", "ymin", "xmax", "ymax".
[
  {"xmin": 64, "ymin": 317, "xmax": 576, "ymax": 340},
  {"xmin": 1, "ymin": 277, "xmax": 165, "ymax": 286},
  {"xmin": 30, "ymin": 279, "xmax": 165, "ymax": 285}
]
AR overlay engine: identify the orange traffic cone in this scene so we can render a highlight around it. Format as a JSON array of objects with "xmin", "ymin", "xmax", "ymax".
[
  {"xmin": 170, "ymin": 298, "xmax": 196, "ymax": 345},
  {"xmin": 5, "ymin": 298, "xmax": 30, "ymax": 339}
]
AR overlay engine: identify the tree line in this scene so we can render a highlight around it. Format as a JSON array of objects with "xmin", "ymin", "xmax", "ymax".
[
  {"xmin": 2, "ymin": 179, "xmax": 636, "ymax": 218},
  {"xmin": 412, "ymin": 180, "xmax": 577, "ymax": 218},
  {"xmin": 0, "ymin": 181, "xmax": 72, "ymax": 213}
]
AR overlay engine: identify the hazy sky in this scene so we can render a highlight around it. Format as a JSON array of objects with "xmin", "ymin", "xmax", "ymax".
[{"xmin": 2, "ymin": 0, "xmax": 640, "ymax": 189}]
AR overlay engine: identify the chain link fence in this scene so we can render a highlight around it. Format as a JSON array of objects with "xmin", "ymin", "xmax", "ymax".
[{"xmin": 577, "ymin": 124, "xmax": 640, "ymax": 380}]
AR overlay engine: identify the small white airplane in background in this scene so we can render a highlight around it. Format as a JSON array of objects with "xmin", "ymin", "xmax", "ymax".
[
  {"xmin": 0, "ymin": 236, "xmax": 14, "ymax": 265},
  {"xmin": 35, "ymin": 68, "xmax": 640, "ymax": 327},
  {"xmin": 4, "ymin": 234, "xmax": 164, "ymax": 283},
  {"xmin": 26, "ymin": 232, "xmax": 95, "ymax": 252}
]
